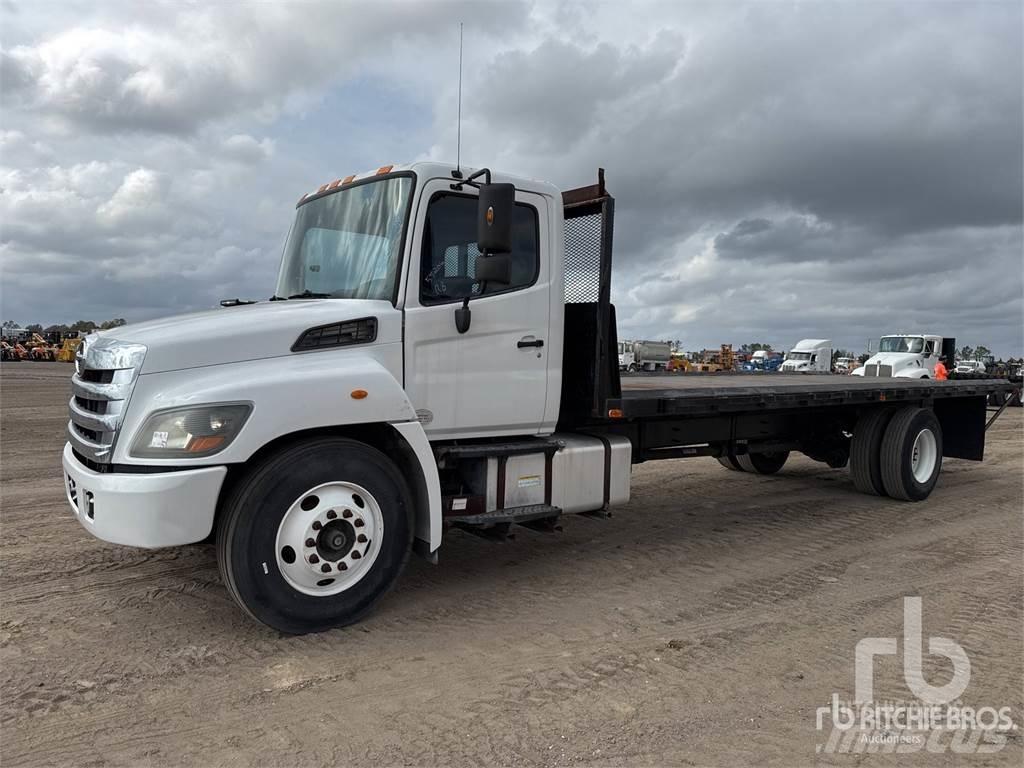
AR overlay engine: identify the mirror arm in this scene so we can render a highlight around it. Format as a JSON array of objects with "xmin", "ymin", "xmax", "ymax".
[
  {"xmin": 454, "ymin": 275, "xmax": 488, "ymax": 335},
  {"xmin": 449, "ymin": 167, "xmax": 492, "ymax": 191}
]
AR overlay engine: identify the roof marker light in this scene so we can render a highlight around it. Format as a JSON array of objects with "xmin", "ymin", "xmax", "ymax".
[
  {"xmin": 342, "ymin": 175, "xmax": 355, "ymax": 184},
  {"xmin": 327, "ymin": 179, "xmax": 342, "ymax": 190},
  {"xmin": 376, "ymin": 165, "xmax": 394, "ymax": 175},
  {"xmin": 317, "ymin": 183, "xmax": 329, "ymax": 193}
]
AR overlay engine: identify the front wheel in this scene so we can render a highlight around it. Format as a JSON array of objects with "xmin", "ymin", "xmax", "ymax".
[
  {"xmin": 217, "ymin": 437, "xmax": 414, "ymax": 634},
  {"xmin": 628, "ymin": 364, "xmax": 637, "ymax": 373}
]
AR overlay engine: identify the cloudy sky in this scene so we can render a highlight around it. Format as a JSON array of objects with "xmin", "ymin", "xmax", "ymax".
[{"xmin": 1, "ymin": 0, "xmax": 1021, "ymax": 355}]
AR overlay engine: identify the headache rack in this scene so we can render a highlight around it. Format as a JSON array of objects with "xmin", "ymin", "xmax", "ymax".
[{"xmin": 558, "ymin": 169, "xmax": 621, "ymax": 427}]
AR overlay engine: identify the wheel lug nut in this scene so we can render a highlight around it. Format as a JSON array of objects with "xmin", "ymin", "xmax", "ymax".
[
  {"xmin": 308, "ymin": 554, "xmax": 319, "ymax": 564},
  {"xmin": 357, "ymin": 534, "xmax": 367, "ymax": 543},
  {"xmin": 326, "ymin": 510, "xmax": 337, "ymax": 519},
  {"xmin": 342, "ymin": 509, "xmax": 352, "ymax": 519},
  {"xmin": 338, "ymin": 562, "xmax": 348, "ymax": 571},
  {"xmin": 321, "ymin": 563, "xmax": 331, "ymax": 573},
  {"xmin": 305, "ymin": 538, "xmax": 316, "ymax": 548},
  {"xmin": 312, "ymin": 521, "xmax": 322, "ymax": 530},
  {"xmin": 351, "ymin": 551, "xmax": 362, "ymax": 560},
  {"xmin": 354, "ymin": 519, "xmax": 365, "ymax": 528}
]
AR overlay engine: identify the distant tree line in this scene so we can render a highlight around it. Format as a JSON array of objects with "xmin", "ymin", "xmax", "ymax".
[{"xmin": 2, "ymin": 319, "xmax": 127, "ymax": 335}]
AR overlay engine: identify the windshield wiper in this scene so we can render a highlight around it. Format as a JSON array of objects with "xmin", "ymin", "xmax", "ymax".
[
  {"xmin": 288, "ymin": 290, "xmax": 333, "ymax": 299},
  {"xmin": 269, "ymin": 295, "xmax": 288, "ymax": 301}
]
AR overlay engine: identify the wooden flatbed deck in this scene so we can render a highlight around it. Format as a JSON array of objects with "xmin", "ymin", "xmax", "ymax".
[{"xmin": 611, "ymin": 373, "xmax": 1016, "ymax": 418}]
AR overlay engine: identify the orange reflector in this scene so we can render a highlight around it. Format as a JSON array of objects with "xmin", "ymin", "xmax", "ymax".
[
  {"xmin": 317, "ymin": 183, "xmax": 329, "ymax": 193},
  {"xmin": 879, "ymin": 394, "xmax": 886, "ymax": 401},
  {"xmin": 608, "ymin": 408, "xmax": 624, "ymax": 419},
  {"xmin": 188, "ymin": 435, "xmax": 226, "ymax": 453},
  {"xmin": 343, "ymin": 174, "xmax": 355, "ymax": 184},
  {"xmin": 376, "ymin": 165, "xmax": 394, "ymax": 175},
  {"xmin": 350, "ymin": 389, "xmax": 368, "ymax": 400},
  {"xmin": 327, "ymin": 179, "xmax": 342, "ymax": 189}
]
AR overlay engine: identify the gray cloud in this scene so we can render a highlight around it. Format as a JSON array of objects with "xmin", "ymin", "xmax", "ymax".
[{"xmin": 1, "ymin": 0, "xmax": 1021, "ymax": 356}]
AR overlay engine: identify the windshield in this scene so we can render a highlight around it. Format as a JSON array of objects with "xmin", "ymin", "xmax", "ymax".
[
  {"xmin": 788, "ymin": 352, "xmax": 812, "ymax": 361},
  {"xmin": 276, "ymin": 176, "xmax": 413, "ymax": 301},
  {"xmin": 878, "ymin": 336, "xmax": 924, "ymax": 354}
]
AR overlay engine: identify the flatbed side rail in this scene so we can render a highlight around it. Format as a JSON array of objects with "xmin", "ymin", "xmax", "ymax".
[{"xmin": 606, "ymin": 379, "xmax": 1018, "ymax": 420}]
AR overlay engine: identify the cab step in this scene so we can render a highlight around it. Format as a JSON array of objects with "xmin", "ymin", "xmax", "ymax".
[{"xmin": 447, "ymin": 504, "xmax": 562, "ymax": 529}]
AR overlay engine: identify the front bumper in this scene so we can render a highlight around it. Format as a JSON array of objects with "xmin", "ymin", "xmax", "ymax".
[{"xmin": 62, "ymin": 442, "xmax": 227, "ymax": 548}]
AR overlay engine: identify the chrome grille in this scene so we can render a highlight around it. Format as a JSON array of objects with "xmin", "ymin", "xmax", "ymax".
[
  {"xmin": 67, "ymin": 335, "xmax": 146, "ymax": 463},
  {"xmin": 864, "ymin": 364, "xmax": 878, "ymax": 376},
  {"xmin": 878, "ymin": 364, "xmax": 893, "ymax": 377}
]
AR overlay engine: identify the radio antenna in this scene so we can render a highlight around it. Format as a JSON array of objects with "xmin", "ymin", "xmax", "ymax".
[{"xmin": 456, "ymin": 22, "xmax": 464, "ymax": 174}]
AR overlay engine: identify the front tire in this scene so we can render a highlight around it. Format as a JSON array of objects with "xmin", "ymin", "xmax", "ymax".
[
  {"xmin": 217, "ymin": 437, "xmax": 413, "ymax": 634},
  {"xmin": 880, "ymin": 407, "xmax": 942, "ymax": 501}
]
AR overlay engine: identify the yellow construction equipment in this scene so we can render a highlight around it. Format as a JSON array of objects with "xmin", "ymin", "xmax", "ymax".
[{"xmin": 57, "ymin": 337, "xmax": 82, "ymax": 362}]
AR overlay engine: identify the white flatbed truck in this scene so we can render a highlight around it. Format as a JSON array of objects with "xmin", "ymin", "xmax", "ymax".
[{"xmin": 62, "ymin": 164, "xmax": 1016, "ymax": 633}]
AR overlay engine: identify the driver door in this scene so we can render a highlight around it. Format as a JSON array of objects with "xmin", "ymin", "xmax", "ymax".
[{"xmin": 402, "ymin": 180, "xmax": 551, "ymax": 439}]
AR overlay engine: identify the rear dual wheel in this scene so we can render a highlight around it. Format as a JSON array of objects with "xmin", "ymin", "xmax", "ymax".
[
  {"xmin": 850, "ymin": 406, "xmax": 942, "ymax": 501},
  {"xmin": 717, "ymin": 451, "xmax": 789, "ymax": 474},
  {"xmin": 217, "ymin": 438, "xmax": 413, "ymax": 634}
]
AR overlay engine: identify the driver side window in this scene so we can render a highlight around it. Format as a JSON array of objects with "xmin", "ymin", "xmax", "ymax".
[{"xmin": 420, "ymin": 193, "xmax": 538, "ymax": 304}]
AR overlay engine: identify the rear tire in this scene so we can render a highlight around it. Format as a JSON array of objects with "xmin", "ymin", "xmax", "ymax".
[
  {"xmin": 217, "ymin": 437, "xmax": 413, "ymax": 634},
  {"xmin": 736, "ymin": 451, "xmax": 789, "ymax": 474},
  {"xmin": 717, "ymin": 454, "xmax": 744, "ymax": 471},
  {"xmin": 850, "ymin": 408, "xmax": 895, "ymax": 495},
  {"xmin": 880, "ymin": 407, "xmax": 942, "ymax": 501}
]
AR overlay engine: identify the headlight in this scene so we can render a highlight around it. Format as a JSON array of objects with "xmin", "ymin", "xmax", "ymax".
[{"xmin": 130, "ymin": 403, "xmax": 252, "ymax": 458}]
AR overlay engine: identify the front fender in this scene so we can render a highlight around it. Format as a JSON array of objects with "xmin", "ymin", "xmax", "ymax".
[
  {"xmin": 114, "ymin": 348, "xmax": 443, "ymax": 553},
  {"xmin": 114, "ymin": 348, "xmax": 415, "ymax": 465}
]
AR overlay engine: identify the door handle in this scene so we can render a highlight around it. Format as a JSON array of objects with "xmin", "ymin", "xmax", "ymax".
[{"xmin": 517, "ymin": 338, "xmax": 544, "ymax": 349}]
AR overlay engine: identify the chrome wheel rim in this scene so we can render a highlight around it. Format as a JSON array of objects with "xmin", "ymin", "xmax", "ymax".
[
  {"xmin": 275, "ymin": 481, "xmax": 383, "ymax": 596},
  {"xmin": 910, "ymin": 428, "xmax": 937, "ymax": 483}
]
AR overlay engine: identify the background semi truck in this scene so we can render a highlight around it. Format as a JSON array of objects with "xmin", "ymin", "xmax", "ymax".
[
  {"xmin": 62, "ymin": 164, "xmax": 1015, "ymax": 633},
  {"xmin": 780, "ymin": 339, "xmax": 832, "ymax": 373},
  {"xmin": 852, "ymin": 334, "xmax": 955, "ymax": 378}
]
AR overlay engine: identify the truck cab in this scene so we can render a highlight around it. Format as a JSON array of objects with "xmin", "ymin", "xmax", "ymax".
[
  {"xmin": 618, "ymin": 340, "xmax": 636, "ymax": 371},
  {"xmin": 62, "ymin": 163, "xmax": 631, "ymax": 633},
  {"xmin": 780, "ymin": 339, "xmax": 832, "ymax": 373},
  {"xmin": 851, "ymin": 334, "xmax": 948, "ymax": 378}
]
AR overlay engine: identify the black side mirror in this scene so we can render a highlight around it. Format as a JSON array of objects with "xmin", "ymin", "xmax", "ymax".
[{"xmin": 477, "ymin": 183, "xmax": 515, "ymax": 253}]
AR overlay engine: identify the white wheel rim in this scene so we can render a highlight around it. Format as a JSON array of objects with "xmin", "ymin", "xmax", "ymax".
[
  {"xmin": 275, "ymin": 481, "xmax": 384, "ymax": 597},
  {"xmin": 910, "ymin": 428, "xmax": 938, "ymax": 483}
]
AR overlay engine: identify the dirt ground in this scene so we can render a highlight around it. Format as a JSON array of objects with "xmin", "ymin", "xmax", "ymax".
[{"xmin": 2, "ymin": 362, "xmax": 1022, "ymax": 767}]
